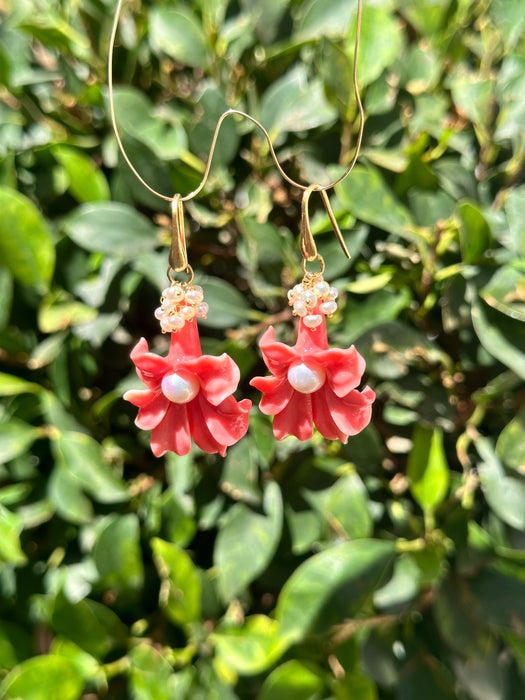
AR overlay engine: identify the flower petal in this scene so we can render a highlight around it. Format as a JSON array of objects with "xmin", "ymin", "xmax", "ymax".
[
  {"xmin": 123, "ymin": 388, "xmax": 157, "ymax": 408},
  {"xmin": 250, "ymin": 375, "xmax": 294, "ymax": 415},
  {"xmin": 312, "ymin": 388, "xmax": 348, "ymax": 442},
  {"xmin": 151, "ymin": 403, "xmax": 191, "ymax": 457},
  {"xmin": 273, "ymin": 390, "xmax": 313, "ymax": 441},
  {"xmin": 130, "ymin": 337, "xmax": 169, "ymax": 388},
  {"xmin": 325, "ymin": 386, "xmax": 375, "ymax": 437},
  {"xmin": 135, "ymin": 392, "xmax": 169, "ymax": 430},
  {"xmin": 259, "ymin": 327, "xmax": 297, "ymax": 375},
  {"xmin": 312, "ymin": 346, "xmax": 366, "ymax": 397},
  {"xmin": 188, "ymin": 394, "xmax": 251, "ymax": 456},
  {"xmin": 184, "ymin": 353, "xmax": 240, "ymax": 406}
]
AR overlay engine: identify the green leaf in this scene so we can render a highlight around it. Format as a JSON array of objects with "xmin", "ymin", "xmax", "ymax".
[
  {"xmin": 496, "ymin": 408, "xmax": 525, "ymax": 473},
  {"xmin": 0, "ymin": 419, "xmax": 38, "ymax": 464},
  {"xmin": 38, "ymin": 296, "xmax": 98, "ymax": 334},
  {"xmin": 259, "ymin": 66, "xmax": 337, "ymax": 140},
  {"xmin": 0, "ymin": 621, "xmax": 32, "ymax": 670},
  {"xmin": 50, "ymin": 592, "xmax": 127, "ymax": 659},
  {"xmin": 400, "ymin": 0, "xmax": 452, "ymax": 35},
  {"xmin": 213, "ymin": 615, "xmax": 285, "ymax": 675},
  {"xmin": 199, "ymin": 276, "xmax": 251, "ymax": 328},
  {"xmin": 407, "ymin": 426, "xmax": 450, "ymax": 515},
  {"xmin": 93, "ymin": 514, "xmax": 144, "ymax": 595},
  {"xmin": 458, "ymin": 202, "xmax": 492, "ymax": 264},
  {"xmin": 53, "ymin": 146, "xmax": 110, "ymax": 203},
  {"xmin": 0, "ymin": 186, "xmax": 55, "ymax": 292},
  {"xmin": 471, "ymin": 297, "xmax": 525, "ymax": 380},
  {"xmin": 258, "ymin": 660, "xmax": 324, "ymax": 700},
  {"xmin": 48, "ymin": 466, "xmax": 93, "ymax": 524},
  {"xmin": 275, "ymin": 539, "xmax": 396, "ymax": 645},
  {"xmin": 0, "ymin": 655, "xmax": 84, "ymax": 700},
  {"xmin": 215, "ymin": 481, "xmax": 283, "ymax": 601},
  {"xmin": 304, "ymin": 471, "xmax": 372, "ymax": 539},
  {"xmin": 338, "ymin": 288, "xmax": 411, "ymax": 344},
  {"xmin": 51, "ymin": 639, "xmax": 101, "ymax": 684},
  {"xmin": 480, "ymin": 265, "xmax": 525, "ymax": 322},
  {"xmin": 128, "ymin": 643, "xmax": 175, "ymax": 700},
  {"xmin": 51, "ymin": 431, "xmax": 129, "ymax": 504},
  {"xmin": 335, "ymin": 165, "xmax": 414, "ymax": 237},
  {"xmin": 0, "ymin": 372, "xmax": 41, "ymax": 396},
  {"xmin": 151, "ymin": 538, "xmax": 201, "ymax": 626},
  {"xmin": 149, "ymin": 7, "xmax": 209, "ymax": 68},
  {"xmin": 476, "ymin": 437, "xmax": 525, "ymax": 531},
  {"xmin": 63, "ymin": 202, "xmax": 158, "ymax": 258},
  {"xmin": 221, "ymin": 437, "xmax": 261, "ymax": 505},
  {"xmin": 0, "ymin": 503, "xmax": 27, "ymax": 565},
  {"xmin": 296, "ymin": 0, "xmax": 359, "ymax": 40}
]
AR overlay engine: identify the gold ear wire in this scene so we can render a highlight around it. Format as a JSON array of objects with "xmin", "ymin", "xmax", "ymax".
[
  {"xmin": 169, "ymin": 195, "xmax": 188, "ymax": 272},
  {"xmin": 301, "ymin": 186, "xmax": 351, "ymax": 265}
]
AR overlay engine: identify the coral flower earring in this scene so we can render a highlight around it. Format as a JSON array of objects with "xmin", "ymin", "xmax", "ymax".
[
  {"xmin": 250, "ymin": 186, "xmax": 375, "ymax": 442},
  {"xmin": 125, "ymin": 196, "xmax": 250, "ymax": 457}
]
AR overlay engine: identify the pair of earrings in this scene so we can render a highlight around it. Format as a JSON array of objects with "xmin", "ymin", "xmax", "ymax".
[{"xmin": 124, "ymin": 189, "xmax": 375, "ymax": 457}]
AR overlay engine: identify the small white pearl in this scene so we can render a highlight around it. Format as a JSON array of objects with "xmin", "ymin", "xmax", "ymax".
[
  {"xmin": 314, "ymin": 281, "xmax": 330, "ymax": 298},
  {"xmin": 197, "ymin": 302, "xmax": 209, "ymax": 318},
  {"xmin": 154, "ymin": 307, "xmax": 164, "ymax": 320},
  {"xmin": 161, "ymin": 371, "xmax": 200, "ymax": 404},
  {"xmin": 160, "ymin": 318, "xmax": 172, "ymax": 332},
  {"xmin": 301, "ymin": 290, "xmax": 317, "ymax": 307},
  {"xmin": 287, "ymin": 362, "xmax": 326, "ymax": 394},
  {"xmin": 185, "ymin": 287, "xmax": 204, "ymax": 304},
  {"xmin": 293, "ymin": 284, "xmax": 304, "ymax": 297},
  {"xmin": 303, "ymin": 314, "xmax": 323, "ymax": 329},
  {"xmin": 168, "ymin": 314, "xmax": 185, "ymax": 330},
  {"xmin": 328, "ymin": 286, "xmax": 339, "ymax": 300},
  {"xmin": 319, "ymin": 301, "xmax": 337, "ymax": 316},
  {"xmin": 287, "ymin": 289, "xmax": 297, "ymax": 302},
  {"xmin": 180, "ymin": 305, "xmax": 195, "ymax": 320},
  {"xmin": 165, "ymin": 285, "xmax": 184, "ymax": 302},
  {"xmin": 293, "ymin": 301, "xmax": 307, "ymax": 317}
]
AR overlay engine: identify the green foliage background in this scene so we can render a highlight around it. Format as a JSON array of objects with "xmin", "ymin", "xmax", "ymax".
[{"xmin": 0, "ymin": 0, "xmax": 524, "ymax": 697}]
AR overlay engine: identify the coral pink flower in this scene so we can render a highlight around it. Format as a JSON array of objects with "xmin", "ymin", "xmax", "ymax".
[
  {"xmin": 250, "ymin": 306, "xmax": 375, "ymax": 442},
  {"xmin": 124, "ymin": 320, "xmax": 251, "ymax": 457}
]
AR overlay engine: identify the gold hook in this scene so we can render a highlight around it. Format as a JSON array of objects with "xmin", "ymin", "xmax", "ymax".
[
  {"xmin": 169, "ymin": 195, "xmax": 188, "ymax": 272},
  {"xmin": 300, "ymin": 186, "xmax": 351, "ymax": 263},
  {"xmin": 108, "ymin": 0, "xmax": 364, "ymax": 202}
]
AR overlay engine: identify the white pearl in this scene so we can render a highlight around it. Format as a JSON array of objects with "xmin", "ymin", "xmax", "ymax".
[
  {"xmin": 303, "ymin": 314, "xmax": 323, "ymax": 328},
  {"xmin": 287, "ymin": 289, "xmax": 296, "ymax": 302},
  {"xmin": 287, "ymin": 362, "xmax": 326, "ymax": 394},
  {"xmin": 160, "ymin": 318, "xmax": 172, "ymax": 332},
  {"xmin": 319, "ymin": 301, "xmax": 337, "ymax": 316},
  {"xmin": 161, "ymin": 371, "xmax": 200, "ymax": 404},
  {"xmin": 165, "ymin": 285, "xmax": 184, "ymax": 302},
  {"xmin": 293, "ymin": 301, "xmax": 307, "ymax": 317},
  {"xmin": 301, "ymin": 290, "xmax": 317, "ymax": 307},
  {"xmin": 197, "ymin": 302, "xmax": 209, "ymax": 318},
  {"xmin": 314, "ymin": 281, "xmax": 330, "ymax": 298},
  {"xmin": 180, "ymin": 305, "xmax": 195, "ymax": 320},
  {"xmin": 185, "ymin": 287, "xmax": 204, "ymax": 304},
  {"xmin": 154, "ymin": 307, "xmax": 164, "ymax": 320},
  {"xmin": 293, "ymin": 284, "xmax": 304, "ymax": 297},
  {"xmin": 168, "ymin": 314, "xmax": 185, "ymax": 330},
  {"xmin": 328, "ymin": 286, "xmax": 339, "ymax": 300}
]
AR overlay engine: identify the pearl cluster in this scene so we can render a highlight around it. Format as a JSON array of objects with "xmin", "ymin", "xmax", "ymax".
[
  {"xmin": 154, "ymin": 283, "xmax": 209, "ymax": 333},
  {"xmin": 287, "ymin": 277, "xmax": 339, "ymax": 330}
]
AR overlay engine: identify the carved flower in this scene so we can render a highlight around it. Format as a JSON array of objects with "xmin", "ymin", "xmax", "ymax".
[
  {"xmin": 125, "ymin": 320, "xmax": 251, "ymax": 457},
  {"xmin": 250, "ymin": 307, "xmax": 374, "ymax": 442}
]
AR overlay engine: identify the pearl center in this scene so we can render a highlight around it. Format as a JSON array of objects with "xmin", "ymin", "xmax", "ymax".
[
  {"xmin": 161, "ymin": 371, "xmax": 200, "ymax": 404},
  {"xmin": 287, "ymin": 361, "xmax": 326, "ymax": 394}
]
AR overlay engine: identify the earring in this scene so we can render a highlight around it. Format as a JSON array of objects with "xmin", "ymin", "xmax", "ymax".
[
  {"xmin": 125, "ymin": 195, "xmax": 251, "ymax": 457},
  {"xmin": 250, "ymin": 186, "xmax": 374, "ymax": 442}
]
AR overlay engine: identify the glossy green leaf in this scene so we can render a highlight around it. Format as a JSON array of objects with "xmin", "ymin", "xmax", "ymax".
[
  {"xmin": 128, "ymin": 643, "xmax": 174, "ymax": 700},
  {"xmin": 199, "ymin": 276, "xmax": 251, "ymax": 328},
  {"xmin": 480, "ymin": 265, "xmax": 525, "ymax": 322},
  {"xmin": 0, "ymin": 372, "xmax": 41, "ymax": 396},
  {"xmin": 258, "ymin": 660, "xmax": 324, "ymax": 700},
  {"xmin": 93, "ymin": 514, "xmax": 144, "ymax": 595},
  {"xmin": 213, "ymin": 615, "xmax": 285, "ymax": 675},
  {"xmin": 0, "ymin": 419, "xmax": 38, "ymax": 464},
  {"xmin": 151, "ymin": 538, "xmax": 201, "ymax": 626},
  {"xmin": 275, "ymin": 539, "xmax": 396, "ymax": 644},
  {"xmin": 335, "ymin": 165, "xmax": 414, "ymax": 237},
  {"xmin": 63, "ymin": 202, "xmax": 158, "ymax": 257},
  {"xmin": 400, "ymin": 0, "xmax": 451, "ymax": 34},
  {"xmin": 471, "ymin": 298, "xmax": 525, "ymax": 380},
  {"xmin": 215, "ymin": 481, "xmax": 283, "ymax": 601},
  {"xmin": 0, "ymin": 503, "xmax": 26, "ymax": 565},
  {"xmin": 407, "ymin": 426, "xmax": 449, "ymax": 515},
  {"xmin": 476, "ymin": 437, "xmax": 525, "ymax": 531},
  {"xmin": 0, "ymin": 186, "xmax": 55, "ymax": 292},
  {"xmin": 0, "ymin": 656, "xmax": 84, "ymax": 700},
  {"xmin": 458, "ymin": 202, "xmax": 492, "ymax": 264},
  {"xmin": 53, "ymin": 146, "xmax": 110, "ymax": 203},
  {"xmin": 496, "ymin": 408, "xmax": 525, "ymax": 473},
  {"xmin": 149, "ymin": 7, "xmax": 209, "ymax": 68},
  {"xmin": 47, "ymin": 466, "xmax": 93, "ymax": 524}
]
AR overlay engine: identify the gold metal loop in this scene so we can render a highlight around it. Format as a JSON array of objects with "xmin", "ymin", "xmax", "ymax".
[
  {"xmin": 169, "ymin": 195, "xmax": 188, "ymax": 272},
  {"xmin": 300, "ymin": 185, "xmax": 351, "ymax": 263},
  {"xmin": 167, "ymin": 264, "xmax": 194, "ymax": 285},
  {"xmin": 108, "ymin": 0, "xmax": 364, "ymax": 202},
  {"xmin": 302, "ymin": 255, "xmax": 325, "ymax": 277}
]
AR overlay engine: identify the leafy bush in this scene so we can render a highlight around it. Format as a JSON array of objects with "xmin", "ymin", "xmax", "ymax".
[{"xmin": 0, "ymin": 0, "xmax": 524, "ymax": 698}]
